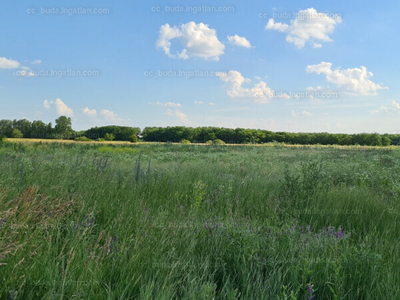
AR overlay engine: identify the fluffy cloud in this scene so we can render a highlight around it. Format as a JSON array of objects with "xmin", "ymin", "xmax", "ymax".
[
  {"xmin": 306, "ymin": 62, "xmax": 387, "ymax": 96},
  {"xmin": 98, "ymin": 109, "xmax": 131, "ymax": 124},
  {"xmin": 83, "ymin": 107, "xmax": 97, "ymax": 116},
  {"xmin": 194, "ymin": 101, "xmax": 204, "ymax": 105},
  {"xmin": 150, "ymin": 102, "xmax": 182, "ymax": 107},
  {"xmin": 165, "ymin": 109, "xmax": 189, "ymax": 123},
  {"xmin": 218, "ymin": 70, "xmax": 288, "ymax": 103},
  {"xmin": 31, "ymin": 60, "xmax": 42, "ymax": 65},
  {"xmin": 43, "ymin": 100, "xmax": 51, "ymax": 109},
  {"xmin": 266, "ymin": 8, "xmax": 342, "ymax": 48},
  {"xmin": 372, "ymin": 101, "xmax": 400, "ymax": 114},
  {"xmin": 292, "ymin": 110, "xmax": 312, "ymax": 117},
  {"xmin": 156, "ymin": 22, "xmax": 225, "ymax": 60},
  {"xmin": 43, "ymin": 99, "xmax": 74, "ymax": 117},
  {"xmin": 0, "ymin": 57, "xmax": 20, "ymax": 69},
  {"xmin": 227, "ymin": 35, "xmax": 252, "ymax": 48},
  {"xmin": 100, "ymin": 109, "xmax": 118, "ymax": 120}
]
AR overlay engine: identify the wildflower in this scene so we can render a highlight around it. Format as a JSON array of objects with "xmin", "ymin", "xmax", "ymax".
[{"xmin": 305, "ymin": 282, "xmax": 316, "ymax": 300}]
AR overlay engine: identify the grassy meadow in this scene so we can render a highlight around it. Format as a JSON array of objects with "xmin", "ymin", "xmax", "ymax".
[{"xmin": 0, "ymin": 140, "xmax": 399, "ymax": 299}]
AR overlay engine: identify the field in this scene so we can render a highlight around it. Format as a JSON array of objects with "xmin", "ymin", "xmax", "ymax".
[{"xmin": 1, "ymin": 141, "xmax": 399, "ymax": 299}]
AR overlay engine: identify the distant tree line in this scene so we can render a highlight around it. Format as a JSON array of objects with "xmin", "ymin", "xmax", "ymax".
[
  {"xmin": 141, "ymin": 126, "xmax": 395, "ymax": 146},
  {"xmin": 0, "ymin": 117, "xmax": 140, "ymax": 142},
  {"xmin": 0, "ymin": 117, "xmax": 398, "ymax": 146}
]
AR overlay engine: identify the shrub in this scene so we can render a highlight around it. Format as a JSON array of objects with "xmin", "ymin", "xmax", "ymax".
[
  {"xmin": 130, "ymin": 134, "xmax": 139, "ymax": 143},
  {"xmin": 205, "ymin": 140, "xmax": 213, "ymax": 145},
  {"xmin": 11, "ymin": 129, "xmax": 23, "ymax": 138},
  {"xmin": 180, "ymin": 139, "xmax": 191, "ymax": 144},
  {"xmin": 74, "ymin": 136, "xmax": 92, "ymax": 142},
  {"xmin": 96, "ymin": 138, "xmax": 106, "ymax": 142},
  {"xmin": 213, "ymin": 139, "xmax": 225, "ymax": 145},
  {"xmin": 104, "ymin": 133, "xmax": 115, "ymax": 141},
  {"xmin": 0, "ymin": 134, "xmax": 5, "ymax": 142}
]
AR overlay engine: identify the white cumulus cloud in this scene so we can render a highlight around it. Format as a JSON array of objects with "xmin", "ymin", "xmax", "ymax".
[
  {"xmin": 266, "ymin": 8, "xmax": 342, "ymax": 48},
  {"xmin": 43, "ymin": 99, "xmax": 74, "ymax": 117},
  {"xmin": 101, "ymin": 109, "xmax": 118, "ymax": 120},
  {"xmin": 306, "ymin": 61, "xmax": 387, "ymax": 96},
  {"xmin": 0, "ymin": 57, "xmax": 20, "ymax": 69},
  {"xmin": 83, "ymin": 107, "xmax": 97, "ymax": 116},
  {"xmin": 227, "ymin": 35, "xmax": 252, "ymax": 48},
  {"xmin": 218, "ymin": 70, "xmax": 288, "ymax": 103},
  {"xmin": 156, "ymin": 22, "xmax": 225, "ymax": 60}
]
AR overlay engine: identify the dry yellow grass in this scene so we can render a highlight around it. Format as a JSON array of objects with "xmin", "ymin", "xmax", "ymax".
[
  {"xmin": 4, "ymin": 138, "xmax": 396, "ymax": 150},
  {"xmin": 5, "ymin": 138, "xmax": 156, "ymax": 145}
]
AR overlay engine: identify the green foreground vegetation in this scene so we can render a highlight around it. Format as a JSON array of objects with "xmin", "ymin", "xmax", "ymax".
[{"xmin": 0, "ymin": 141, "xmax": 399, "ymax": 299}]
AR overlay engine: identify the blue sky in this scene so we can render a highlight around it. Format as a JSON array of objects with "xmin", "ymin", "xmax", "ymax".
[{"xmin": 1, "ymin": 0, "xmax": 399, "ymax": 133}]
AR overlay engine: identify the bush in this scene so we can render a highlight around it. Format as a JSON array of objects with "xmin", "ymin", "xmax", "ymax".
[
  {"xmin": 213, "ymin": 139, "xmax": 226, "ymax": 145},
  {"xmin": 104, "ymin": 133, "xmax": 115, "ymax": 141},
  {"xmin": 180, "ymin": 139, "xmax": 191, "ymax": 144},
  {"xmin": 0, "ymin": 134, "xmax": 5, "ymax": 142},
  {"xmin": 74, "ymin": 136, "xmax": 92, "ymax": 142},
  {"xmin": 130, "ymin": 134, "xmax": 139, "ymax": 143},
  {"xmin": 205, "ymin": 140, "xmax": 213, "ymax": 145},
  {"xmin": 11, "ymin": 129, "xmax": 23, "ymax": 138},
  {"xmin": 96, "ymin": 138, "xmax": 106, "ymax": 142}
]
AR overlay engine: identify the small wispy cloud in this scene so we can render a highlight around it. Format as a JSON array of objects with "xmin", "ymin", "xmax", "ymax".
[
  {"xmin": 165, "ymin": 109, "xmax": 189, "ymax": 123},
  {"xmin": 150, "ymin": 101, "xmax": 182, "ymax": 107},
  {"xmin": 372, "ymin": 100, "xmax": 400, "ymax": 114}
]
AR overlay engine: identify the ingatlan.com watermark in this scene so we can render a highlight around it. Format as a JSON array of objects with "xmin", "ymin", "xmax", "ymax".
[
  {"xmin": 144, "ymin": 70, "xmax": 227, "ymax": 79},
  {"xmin": 258, "ymin": 11, "xmax": 341, "ymax": 20},
  {"xmin": 151, "ymin": 5, "xmax": 235, "ymax": 14},
  {"xmin": 27, "ymin": 7, "xmax": 111, "ymax": 16},
  {"xmin": 15, "ymin": 69, "xmax": 101, "ymax": 78},
  {"xmin": 291, "ymin": 91, "xmax": 339, "ymax": 99}
]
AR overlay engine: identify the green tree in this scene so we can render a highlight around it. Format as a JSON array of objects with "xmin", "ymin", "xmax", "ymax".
[
  {"xmin": 31, "ymin": 120, "xmax": 47, "ymax": 138},
  {"xmin": 206, "ymin": 132, "xmax": 216, "ymax": 141},
  {"xmin": 130, "ymin": 134, "xmax": 139, "ymax": 143},
  {"xmin": 13, "ymin": 119, "xmax": 32, "ymax": 137},
  {"xmin": 46, "ymin": 122, "xmax": 54, "ymax": 138},
  {"xmin": 0, "ymin": 119, "xmax": 13, "ymax": 137},
  {"xmin": 382, "ymin": 136, "xmax": 391, "ymax": 146},
  {"xmin": 11, "ymin": 129, "xmax": 23, "ymax": 138},
  {"xmin": 104, "ymin": 133, "xmax": 115, "ymax": 141},
  {"xmin": 54, "ymin": 116, "xmax": 73, "ymax": 139}
]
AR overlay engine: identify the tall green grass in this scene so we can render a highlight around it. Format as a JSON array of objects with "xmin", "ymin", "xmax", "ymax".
[{"xmin": 0, "ymin": 141, "xmax": 399, "ymax": 299}]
